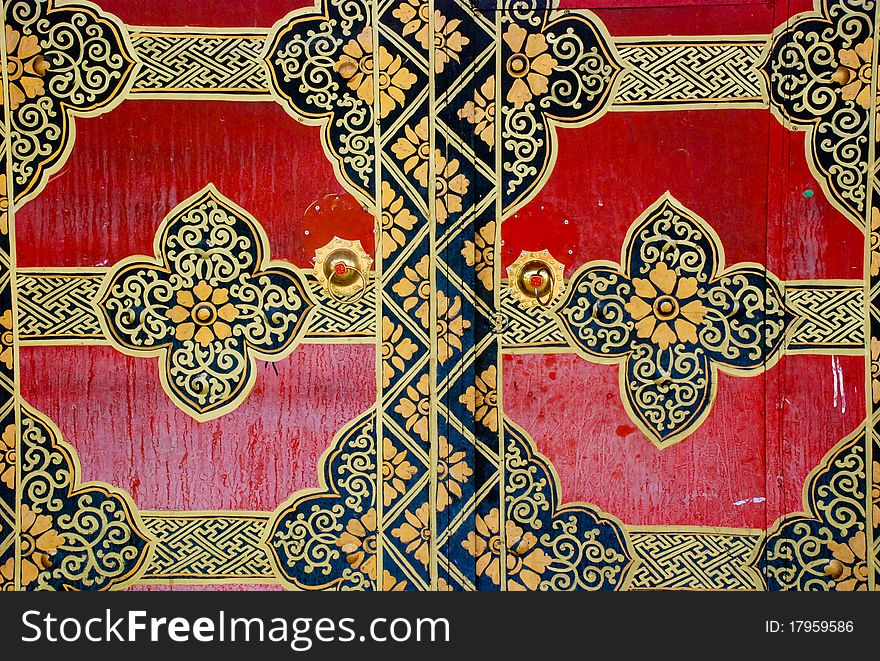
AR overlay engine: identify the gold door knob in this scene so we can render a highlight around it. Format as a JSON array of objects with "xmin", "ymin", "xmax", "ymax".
[
  {"xmin": 507, "ymin": 250, "xmax": 565, "ymax": 308},
  {"xmin": 313, "ymin": 238, "xmax": 372, "ymax": 304}
]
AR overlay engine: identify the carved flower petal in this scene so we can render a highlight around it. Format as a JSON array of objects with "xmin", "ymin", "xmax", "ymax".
[
  {"xmin": 19, "ymin": 76, "xmax": 45, "ymax": 100},
  {"xmin": 176, "ymin": 290, "xmax": 195, "ymax": 309},
  {"xmin": 166, "ymin": 305, "xmax": 190, "ymax": 323},
  {"xmin": 5, "ymin": 26, "xmax": 20, "ymax": 54},
  {"xmin": 503, "ymin": 24, "xmax": 527, "ymax": 54},
  {"xmin": 651, "ymin": 322, "xmax": 676, "ymax": 350},
  {"xmin": 634, "ymin": 315, "xmax": 656, "ymax": 339},
  {"xmin": 211, "ymin": 288, "xmax": 230, "ymax": 305},
  {"xmin": 213, "ymin": 322, "xmax": 233, "ymax": 341},
  {"xmin": 17, "ymin": 34, "xmax": 41, "ymax": 59},
  {"xmin": 632, "ymin": 277, "xmax": 657, "ymax": 299},
  {"xmin": 848, "ymin": 531, "xmax": 867, "ymax": 561},
  {"xmin": 530, "ymin": 52, "xmax": 558, "ymax": 77},
  {"xmin": 20, "ymin": 558, "xmax": 39, "ymax": 587},
  {"xmin": 624, "ymin": 296, "xmax": 652, "ymax": 321},
  {"xmin": 838, "ymin": 48, "xmax": 861, "ymax": 69},
  {"xmin": 854, "ymin": 38, "xmax": 874, "ymax": 64},
  {"xmin": 673, "ymin": 318, "xmax": 697, "ymax": 344},
  {"xmin": 29, "ymin": 512, "xmax": 53, "ymax": 537},
  {"xmin": 649, "ymin": 262, "xmax": 676, "ymax": 295},
  {"xmin": 175, "ymin": 322, "xmax": 196, "ymax": 342},
  {"xmin": 522, "ymin": 547, "xmax": 552, "ymax": 576},
  {"xmin": 525, "ymin": 33, "xmax": 548, "ymax": 58},
  {"xmin": 193, "ymin": 281, "xmax": 213, "ymax": 302},
  {"xmin": 217, "ymin": 303, "xmax": 238, "ymax": 322},
  {"xmin": 507, "ymin": 77, "xmax": 532, "ymax": 108},
  {"xmin": 675, "ymin": 276, "xmax": 698, "ymax": 299},
  {"xmin": 841, "ymin": 79, "xmax": 864, "ymax": 101},
  {"xmin": 526, "ymin": 72, "xmax": 550, "ymax": 98},
  {"xmin": 855, "ymin": 84, "xmax": 872, "ymax": 110},
  {"xmin": 194, "ymin": 326, "xmax": 215, "ymax": 346},
  {"xmin": 830, "ymin": 540, "xmax": 856, "ymax": 564},
  {"xmin": 35, "ymin": 528, "xmax": 64, "ymax": 554},
  {"xmin": 680, "ymin": 300, "xmax": 708, "ymax": 324}
]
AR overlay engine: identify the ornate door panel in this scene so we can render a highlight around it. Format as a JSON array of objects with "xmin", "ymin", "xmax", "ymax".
[{"xmin": 0, "ymin": 0, "xmax": 876, "ymax": 591}]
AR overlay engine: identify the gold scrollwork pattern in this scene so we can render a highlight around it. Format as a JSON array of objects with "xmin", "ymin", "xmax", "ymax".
[
  {"xmin": 760, "ymin": 0, "xmax": 875, "ymax": 227},
  {"xmin": 499, "ymin": 1, "xmax": 622, "ymax": 215},
  {"xmin": 750, "ymin": 426, "xmax": 868, "ymax": 590},
  {"xmin": 502, "ymin": 420, "xmax": 634, "ymax": 590},
  {"xmin": 264, "ymin": 0, "xmax": 374, "ymax": 205},
  {"xmin": 3, "ymin": 0, "xmax": 137, "ymax": 206},
  {"xmin": 557, "ymin": 194, "xmax": 790, "ymax": 447},
  {"xmin": 265, "ymin": 409, "xmax": 377, "ymax": 591},
  {"xmin": 96, "ymin": 185, "xmax": 315, "ymax": 421},
  {"xmin": 7, "ymin": 401, "xmax": 152, "ymax": 591}
]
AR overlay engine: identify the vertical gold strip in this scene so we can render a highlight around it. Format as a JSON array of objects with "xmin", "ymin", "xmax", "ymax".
[
  {"xmin": 494, "ymin": 5, "xmax": 507, "ymax": 592},
  {"xmin": 867, "ymin": 5, "xmax": 879, "ymax": 592},
  {"xmin": 0, "ymin": 5, "xmax": 20, "ymax": 593},
  {"xmin": 427, "ymin": 0, "xmax": 439, "ymax": 592},
  {"xmin": 371, "ymin": 0, "xmax": 385, "ymax": 592}
]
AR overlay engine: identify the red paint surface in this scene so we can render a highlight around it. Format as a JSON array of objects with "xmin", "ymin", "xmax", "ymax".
[
  {"xmin": 19, "ymin": 344, "xmax": 376, "ymax": 511},
  {"xmin": 15, "ymin": 101, "xmax": 376, "ymax": 270},
  {"xmin": 503, "ymin": 353, "xmax": 864, "ymax": 528},
  {"xmin": 504, "ymin": 112, "xmax": 863, "ymax": 281},
  {"xmin": 11, "ymin": 0, "xmax": 865, "ymax": 584},
  {"xmin": 93, "ymin": 0, "xmax": 316, "ymax": 28},
  {"xmin": 501, "ymin": 0, "xmax": 865, "ymax": 529}
]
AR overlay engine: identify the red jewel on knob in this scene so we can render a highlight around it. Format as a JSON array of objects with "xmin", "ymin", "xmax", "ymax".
[
  {"xmin": 334, "ymin": 262, "xmax": 348, "ymax": 276},
  {"xmin": 529, "ymin": 274, "xmax": 544, "ymax": 288}
]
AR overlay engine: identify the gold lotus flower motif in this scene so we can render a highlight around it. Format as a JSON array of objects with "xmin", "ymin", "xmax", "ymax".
[
  {"xmin": 0, "ymin": 505, "xmax": 64, "ymax": 588},
  {"xmin": 1, "ymin": 26, "xmax": 50, "ymax": 111},
  {"xmin": 427, "ymin": 12, "xmax": 469, "ymax": 74},
  {"xmin": 382, "ymin": 569, "xmax": 408, "ymax": 591},
  {"xmin": 503, "ymin": 24, "xmax": 557, "ymax": 109},
  {"xmin": 382, "ymin": 438, "xmax": 417, "ymax": 507},
  {"xmin": 382, "ymin": 316, "xmax": 418, "ymax": 390},
  {"xmin": 166, "ymin": 280, "xmax": 239, "ymax": 347},
  {"xmin": 392, "ymin": 0, "xmax": 430, "ymax": 42},
  {"xmin": 435, "ymin": 576, "xmax": 453, "ymax": 591},
  {"xmin": 391, "ymin": 118, "xmax": 430, "ymax": 186},
  {"xmin": 436, "ymin": 436, "xmax": 472, "ymax": 512},
  {"xmin": 0, "ymin": 309, "xmax": 13, "ymax": 370},
  {"xmin": 832, "ymin": 37, "xmax": 874, "ymax": 110},
  {"xmin": 394, "ymin": 373, "xmax": 431, "ymax": 442},
  {"xmin": 380, "ymin": 181, "xmax": 418, "ymax": 259},
  {"xmin": 334, "ymin": 508, "xmax": 378, "ymax": 580},
  {"xmin": 462, "ymin": 221, "xmax": 496, "ymax": 292},
  {"xmin": 624, "ymin": 262, "xmax": 708, "ymax": 351},
  {"xmin": 825, "ymin": 530, "xmax": 868, "ymax": 591},
  {"xmin": 462, "ymin": 508, "xmax": 551, "ymax": 590},
  {"xmin": 434, "ymin": 152, "xmax": 470, "ymax": 223},
  {"xmin": 459, "ymin": 76, "xmax": 496, "ymax": 148},
  {"xmin": 391, "ymin": 502, "xmax": 431, "ymax": 567},
  {"xmin": 336, "ymin": 27, "xmax": 417, "ymax": 118},
  {"xmin": 460, "ymin": 365, "xmax": 498, "ymax": 432},
  {"xmin": 437, "ymin": 291, "xmax": 470, "ymax": 364},
  {"xmin": 392, "ymin": 254, "xmax": 431, "ymax": 328},
  {"xmin": 0, "ymin": 424, "xmax": 15, "ymax": 490}
]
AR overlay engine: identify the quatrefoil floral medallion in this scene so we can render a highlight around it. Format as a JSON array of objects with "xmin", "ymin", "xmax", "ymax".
[
  {"xmin": 3, "ymin": 0, "xmax": 137, "ymax": 205},
  {"xmin": 97, "ymin": 185, "xmax": 315, "ymax": 421},
  {"xmin": 557, "ymin": 194, "xmax": 791, "ymax": 447}
]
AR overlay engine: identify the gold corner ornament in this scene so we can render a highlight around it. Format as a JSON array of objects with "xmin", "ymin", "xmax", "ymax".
[
  {"xmin": 313, "ymin": 237, "xmax": 373, "ymax": 303},
  {"xmin": 507, "ymin": 250, "xmax": 566, "ymax": 309}
]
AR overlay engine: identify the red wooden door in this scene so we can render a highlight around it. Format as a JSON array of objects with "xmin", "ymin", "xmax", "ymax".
[{"xmin": 0, "ymin": 0, "xmax": 876, "ymax": 591}]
